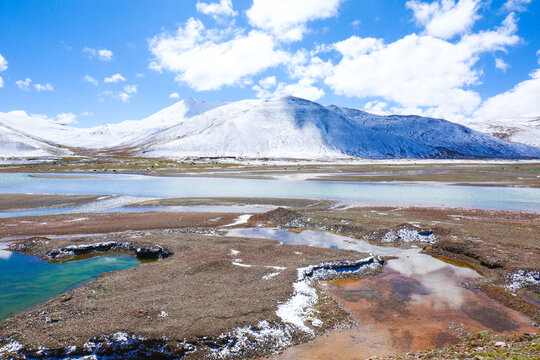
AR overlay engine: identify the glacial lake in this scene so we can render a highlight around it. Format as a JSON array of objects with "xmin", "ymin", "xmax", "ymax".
[{"xmin": 0, "ymin": 173, "xmax": 539, "ymax": 214}]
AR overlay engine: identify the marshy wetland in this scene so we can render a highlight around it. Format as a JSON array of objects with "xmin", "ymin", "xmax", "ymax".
[{"xmin": 0, "ymin": 162, "xmax": 538, "ymax": 359}]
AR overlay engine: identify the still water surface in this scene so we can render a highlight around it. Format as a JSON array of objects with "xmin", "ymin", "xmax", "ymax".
[
  {"xmin": 0, "ymin": 173, "xmax": 538, "ymax": 213},
  {"xmin": 0, "ymin": 248, "xmax": 140, "ymax": 321}
]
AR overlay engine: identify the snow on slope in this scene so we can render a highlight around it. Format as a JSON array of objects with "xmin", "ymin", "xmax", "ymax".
[
  {"xmin": 0, "ymin": 121, "xmax": 71, "ymax": 158},
  {"xmin": 459, "ymin": 117, "xmax": 540, "ymax": 148},
  {"xmin": 1, "ymin": 97, "xmax": 538, "ymax": 160},
  {"xmin": 135, "ymin": 97, "xmax": 540, "ymax": 160},
  {"xmin": 0, "ymin": 98, "xmax": 227, "ymax": 150},
  {"xmin": 81, "ymin": 98, "xmax": 227, "ymax": 147}
]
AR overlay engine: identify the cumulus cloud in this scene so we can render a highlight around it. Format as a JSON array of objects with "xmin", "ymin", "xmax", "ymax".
[
  {"xmin": 149, "ymin": 18, "xmax": 290, "ymax": 91},
  {"xmin": 324, "ymin": 13, "xmax": 520, "ymax": 121},
  {"xmin": 83, "ymin": 47, "xmax": 114, "ymax": 61},
  {"xmin": 0, "ymin": 53, "xmax": 7, "ymax": 88},
  {"xmin": 246, "ymin": 0, "xmax": 344, "ymax": 41},
  {"xmin": 406, "ymin": 0, "xmax": 481, "ymax": 40},
  {"xmin": 104, "ymin": 73, "xmax": 126, "ymax": 83},
  {"xmin": 34, "ymin": 83, "xmax": 54, "ymax": 91},
  {"xmin": 100, "ymin": 84, "xmax": 137, "ymax": 102},
  {"xmin": 98, "ymin": 49, "xmax": 113, "ymax": 61},
  {"xmin": 495, "ymin": 58, "xmax": 509, "ymax": 71},
  {"xmin": 169, "ymin": 92, "xmax": 180, "ymax": 99},
  {"xmin": 253, "ymin": 77, "xmax": 325, "ymax": 101},
  {"xmin": 83, "ymin": 75, "xmax": 98, "ymax": 86},
  {"xmin": 503, "ymin": 0, "xmax": 532, "ymax": 12},
  {"xmin": 16, "ymin": 78, "xmax": 32, "ymax": 90},
  {"xmin": 123, "ymin": 84, "xmax": 137, "ymax": 94},
  {"xmin": 56, "ymin": 113, "xmax": 77, "ymax": 125},
  {"xmin": 473, "ymin": 69, "xmax": 540, "ymax": 121},
  {"xmin": 196, "ymin": 0, "xmax": 237, "ymax": 20}
]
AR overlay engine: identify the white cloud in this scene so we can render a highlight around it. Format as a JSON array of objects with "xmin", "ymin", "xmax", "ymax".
[
  {"xmin": 98, "ymin": 49, "xmax": 113, "ymax": 61},
  {"xmin": 324, "ymin": 13, "xmax": 520, "ymax": 121},
  {"xmin": 104, "ymin": 73, "xmax": 126, "ymax": 83},
  {"xmin": 246, "ymin": 0, "xmax": 344, "ymax": 41},
  {"xmin": 503, "ymin": 0, "xmax": 531, "ymax": 12},
  {"xmin": 83, "ymin": 47, "xmax": 96, "ymax": 58},
  {"xmin": 83, "ymin": 47, "xmax": 114, "ymax": 61},
  {"xmin": 0, "ymin": 53, "xmax": 7, "ymax": 88},
  {"xmin": 196, "ymin": 0, "xmax": 237, "ymax": 20},
  {"xmin": 81, "ymin": 111, "xmax": 94, "ymax": 116},
  {"xmin": 123, "ymin": 84, "xmax": 138, "ymax": 94},
  {"xmin": 100, "ymin": 84, "xmax": 137, "ymax": 103},
  {"xmin": 258, "ymin": 76, "xmax": 276, "ymax": 89},
  {"xmin": 537, "ymin": 49, "xmax": 540, "ymax": 65},
  {"xmin": 406, "ymin": 0, "xmax": 481, "ymax": 40},
  {"xmin": 119, "ymin": 92, "xmax": 131, "ymax": 102},
  {"xmin": 16, "ymin": 78, "xmax": 32, "ymax": 90},
  {"xmin": 56, "ymin": 113, "xmax": 77, "ymax": 125},
  {"xmin": 149, "ymin": 18, "xmax": 291, "ymax": 91},
  {"xmin": 495, "ymin": 58, "xmax": 509, "ymax": 71},
  {"xmin": 136, "ymin": 73, "xmax": 145, "ymax": 78},
  {"xmin": 351, "ymin": 19, "xmax": 361, "ymax": 28},
  {"xmin": 473, "ymin": 69, "xmax": 540, "ymax": 121},
  {"xmin": 364, "ymin": 101, "xmax": 390, "ymax": 114},
  {"xmin": 169, "ymin": 92, "xmax": 180, "ymax": 99},
  {"xmin": 83, "ymin": 75, "xmax": 98, "ymax": 86},
  {"xmin": 253, "ymin": 77, "xmax": 324, "ymax": 101},
  {"xmin": 34, "ymin": 83, "xmax": 54, "ymax": 91}
]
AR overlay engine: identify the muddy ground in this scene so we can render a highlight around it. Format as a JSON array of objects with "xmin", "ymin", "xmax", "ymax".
[
  {"xmin": 0, "ymin": 229, "xmax": 370, "ymax": 358},
  {"xmin": 0, "ymin": 197, "xmax": 538, "ymax": 359},
  {"xmin": 0, "ymin": 211, "xmax": 242, "ymax": 238},
  {"xmin": 255, "ymin": 205, "xmax": 540, "ymax": 324},
  {"xmin": 0, "ymin": 194, "xmax": 108, "ymax": 212}
]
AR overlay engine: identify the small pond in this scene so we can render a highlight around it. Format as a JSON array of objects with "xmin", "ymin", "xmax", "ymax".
[{"xmin": 0, "ymin": 247, "xmax": 141, "ymax": 321}]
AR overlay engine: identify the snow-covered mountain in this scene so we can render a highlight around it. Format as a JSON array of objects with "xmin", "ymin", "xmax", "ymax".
[
  {"xmin": 0, "ymin": 117, "xmax": 71, "ymax": 158},
  {"xmin": 132, "ymin": 97, "xmax": 540, "ymax": 160},
  {"xmin": 459, "ymin": 116, "xmax": 540, "ymax": 148},
  {"xmin": 1, "ymin": 96, "xmax": 539, "ymax": 160},
  {"xmin": 0, "ymin": 98, "xmax": 227, "ymax": 157}
]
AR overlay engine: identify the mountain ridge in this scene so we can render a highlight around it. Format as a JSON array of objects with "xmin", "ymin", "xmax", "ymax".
[{"xmin": 1, "ymin": 96, "xmax": 539, "ymax": 160}]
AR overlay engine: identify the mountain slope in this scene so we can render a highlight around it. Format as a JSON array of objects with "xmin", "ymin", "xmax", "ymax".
[
  {"xmin": 0, "ymin": 121, "xmax": 72, "ymax": 158},
  {"xmin": 133, "ymin": 97, "xmax": 540, "ymax": 160},
  {"xmin": 460, "ymin": 117, "xmax": 540, "ymax": 148},
  {"xmin": 1, "ymin": 97, "xmax": 538, "ymax": 160},
  {"xmin": 0, "ymin": 98, "xmax": 228, "ymax": 150}
]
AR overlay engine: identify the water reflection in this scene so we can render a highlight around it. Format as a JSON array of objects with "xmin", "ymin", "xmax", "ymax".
[
  {"xmin": 226, "ymin": 228, "xmax": 480, "ymax": 308},
  {"xmin": 235, "ymin": 229, "xmax": 536, "ymax": 359},
  {"xmin": 0, "ymin": 173, "xmax": 538, "ymax": 212}
]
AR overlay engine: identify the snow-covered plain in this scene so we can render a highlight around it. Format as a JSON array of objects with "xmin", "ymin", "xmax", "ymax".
[{"xmin": 1, "ymin": 96, "xmax": 539, "ymax": 160}]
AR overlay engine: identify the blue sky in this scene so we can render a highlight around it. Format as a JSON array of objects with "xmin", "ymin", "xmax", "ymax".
[{"xmin": 0, "ymin": 0, "xmax": 539, "ymax": 127}]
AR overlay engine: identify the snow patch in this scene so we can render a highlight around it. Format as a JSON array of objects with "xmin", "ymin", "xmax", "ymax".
[
  {"xmin": 262, "ymin": 272, "xmax": 281, "ymax": 280},
  {"xmin": 382, "ymin": 227, "xmax": 436, "ymax": 243},
  {"xmin": 223, "ymin": 214, "xmax": 252, "ymax": 227},
  {"xmin": 505, "ymin": 270, "xmax": 540, "ymax": 292},
  {"xmin": 232, "ymin": 261, "xmax": 253, "ymax": 268}
]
